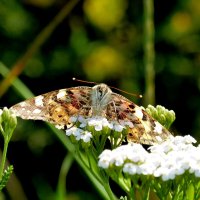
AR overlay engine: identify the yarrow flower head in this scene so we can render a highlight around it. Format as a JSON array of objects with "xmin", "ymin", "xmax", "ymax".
[
  {"xmin": 98, "ymin": 135, "xmax": 200, "ymax": 181},
  {"xmin": 65, "ymin": 116, "xmax": 131, "ymax": 150},
  {"xmin": 66, "ymin": 127, "xmax": 92, "ymax": 142}
]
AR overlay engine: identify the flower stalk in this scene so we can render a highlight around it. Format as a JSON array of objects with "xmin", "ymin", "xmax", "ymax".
[{"xmin": 0, "ymin": 107, "xmax": 16, "ymax": 190}]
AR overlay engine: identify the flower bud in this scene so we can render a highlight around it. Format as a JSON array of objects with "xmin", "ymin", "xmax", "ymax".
[{"xmin": 0, "ymin": 107, "xmax": 17, "ymax": 141}]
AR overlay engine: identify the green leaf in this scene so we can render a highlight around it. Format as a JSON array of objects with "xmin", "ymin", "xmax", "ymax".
[{"xmin": 0, "ymin": 165, "xmax": 14, "ymax": 191}]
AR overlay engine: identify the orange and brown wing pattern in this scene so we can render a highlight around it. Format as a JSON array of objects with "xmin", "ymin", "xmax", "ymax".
[
  {"xmin": 110, "ymin": 93, "xmax": 172, "ymax": 145},
  {"xmin": 10, "ymin": 83, "xmax": 172, "ymax": 145},
  {"xmin": 10, "ymin": 87, "xmax": 92, "ymax": 128}
]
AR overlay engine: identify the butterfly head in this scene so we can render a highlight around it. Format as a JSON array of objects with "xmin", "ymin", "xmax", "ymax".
[{"xmin": 91, "ymin": 84, "xmax": 112, "ymax": 114}]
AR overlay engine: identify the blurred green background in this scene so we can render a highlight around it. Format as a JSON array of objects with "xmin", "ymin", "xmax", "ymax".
[{"xmin": 0, "ymin": 0, "xmax": 200, "ymax": 199}]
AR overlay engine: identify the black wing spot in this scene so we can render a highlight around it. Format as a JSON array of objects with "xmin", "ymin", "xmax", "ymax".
[
  {"xmin": 124, "ymin": 109, "xmax": 131, "ymax": 113},
  {"xmin": 142, "ymin": 111, "xmax": 148, "ymax": 121},
  {"xmin": 128, "ymin": 104, "xmax": 135, "ymax": 109},
  {"xmin": 67, "ymin": 90, "xmax": 74, "ymax": 95},
  {"xmin": 79, "ymin": 100, "xmax": 87, "ymax": 105}
]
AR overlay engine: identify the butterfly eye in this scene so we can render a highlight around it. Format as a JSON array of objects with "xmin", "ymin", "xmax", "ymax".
[{"xmin": 97, "ymin": 87, "xmax": 104, "ymax": 97}]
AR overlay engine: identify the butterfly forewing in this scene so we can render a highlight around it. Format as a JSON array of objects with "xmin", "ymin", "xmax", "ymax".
[{"xmin": 10, "ymin": 87, "xmax": 92, "ymax": 128}]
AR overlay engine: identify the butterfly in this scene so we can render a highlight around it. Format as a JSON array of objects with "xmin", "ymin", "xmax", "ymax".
[{"xmin": 10, "ymin": 83, "xmax": 172, "ymax": 145}]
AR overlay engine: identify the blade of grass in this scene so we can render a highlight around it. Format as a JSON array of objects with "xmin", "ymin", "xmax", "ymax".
[
  {"xmin": 0, "ymin": 62, "xmax": 34, "ymax": 99},
  {"xmin": 0, "ymin": 0, "xmax": 79, "ymax": 97},
  {"xmin": 56, "ymin": 153, "xmax": 74, "ymax": 200}
]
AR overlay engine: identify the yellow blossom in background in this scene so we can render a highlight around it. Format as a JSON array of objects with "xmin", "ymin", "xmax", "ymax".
[
  {"xmin": 171, "ymin": 12, "xmax": 192, "ymax": 34},
  {"xmin": 188, "ymin": 0, "xmax": 200, "ymax": 18},
  {"xmin": 161, "ymin": 11, "xmax": 193, "ymax": 42},
  {"xmin": 83, "ymin": 45, "xmax": 125, "ymax": 81},
  {"xmin": 83, "ymin": 0, "xmax": 127, "ymax": 31}
]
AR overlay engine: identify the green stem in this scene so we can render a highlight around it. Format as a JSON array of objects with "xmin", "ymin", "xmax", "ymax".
[
  {"xmin": 77, "ymin": 151, "xmax": 102, "ymax": 184},
  {"xmin": 0, "ymin": 140, "xmax": 9, "ymax": 180},
  {"xmin": 143, "ymin": 0, "xmax": 155, "ymax": 106},
  {"xmin": 103, "ymin": 180, "xmax": 116, "ymax": 200},
  {"xmin": 78, "ymin": 151, "xmax": 116, "ymax": 200}
]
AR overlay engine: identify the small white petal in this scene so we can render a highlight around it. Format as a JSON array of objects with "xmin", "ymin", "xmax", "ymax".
[
  {"xmin": 66, "ymin": 127, "xmax": 76, "ymax": 136},
  {"xmin": 123, "ymin": 121, "xmax": 134, "ymax": 128},
  {"xmin": 80, "ymin": 123, "xmax": 87, "ymax": 128},
  {"xmin": 81, "ymin": 131, "xmax": 92, "ymax": 143},
  {"xmin": 95, "ymin": 124, "xmax": 103, "ymax": 131},
  {"xmin": 195, "ymin": 169, "xmax": 200, "ymax": 177},
  {"xmin": 123, "ymin": 163, "xmax": 138, "ymax": 175},
  {"xmin": 175, "ymin": 167, "xmax": 185, "ymax": 175},
  {"xmin": 102, "ymin": 118, "xmax": 113, "ymax": 129},
  {"xmin": 98, "ymin": 159, "xmax": 110, "ymax": 169},
  {"xmin": 183, "ymin": 135, "xmax": 196, "ymax": 144},
  {"xmin": 98, "ymin": 150, "xmax": 112, "ymax": 168},
  {"xmin": 99, "ymin": 149, "xmax": 112, "ymax": 159},
  {"xmin": 78, "ymin": 116, "xmax": 85, "ymax": 123},
  {"xmin": 69, "ymin": 116, "xmax": 77, "ymax": 123},
  {"xmin": 114, "ymin": 124, "xmax": 124, "ymax": 132}
]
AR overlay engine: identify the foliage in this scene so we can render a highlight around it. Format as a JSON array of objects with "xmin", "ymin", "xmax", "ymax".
[
  {"xmin": 0, "ymin": 165, "xmax": 14, "ymax": 191},
  {"xmin": 0, "ymin": 0, "xmax": 200, "ymax": 199}
]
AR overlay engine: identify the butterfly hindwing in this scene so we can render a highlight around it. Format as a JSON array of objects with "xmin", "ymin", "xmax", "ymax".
[{"xmin": 110, "ymin": 93, "xmax": 171, "ymax": 145}]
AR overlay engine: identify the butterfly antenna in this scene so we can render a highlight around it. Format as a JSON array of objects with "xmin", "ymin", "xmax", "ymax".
[
  {"xmin": 72, "ymin": 77, "xmax": 97, "ymax": 85},
  {"xmin": 109, "ymin": 86, "xmax": 143, "ymax": 99},
  {"xmin": 72, "ymin": 77, "xmax": 142, "ymax": 98}
]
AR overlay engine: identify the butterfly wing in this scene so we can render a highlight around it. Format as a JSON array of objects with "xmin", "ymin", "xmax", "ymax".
[
  {"xmin": 10, "ymin": 84, "xmax": 172, "ymax": 144},
  {"xmin": 109, "ymin": 93, "xmax": 172, "ymax": 145},
  {"xmin": 10, "ymin": 86, "xmax": 92, "ymax": 129}
]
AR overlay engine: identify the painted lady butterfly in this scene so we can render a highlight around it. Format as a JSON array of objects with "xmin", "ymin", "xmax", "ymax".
[{"xmin": 10, "ymin": 83, "xmax": 172, "ymax": 145}]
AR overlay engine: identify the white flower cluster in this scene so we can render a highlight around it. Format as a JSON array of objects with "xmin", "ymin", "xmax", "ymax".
[
  {"xmin": 98, "ymin": 135, "xmax": 200, "ymax": 181},
  {"xmin": 70, "ymin": 116, "xmax": 133, "ymax": 132},
  {"xmin": 66, "ymin": 127, "xmax": 92, "ymax": 143},
  {"xmin": 65, "ymin": 116, "xmax": 133, "ymax": 143}
]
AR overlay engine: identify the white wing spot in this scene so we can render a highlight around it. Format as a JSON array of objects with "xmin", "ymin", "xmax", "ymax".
[
  {"xmin": 33, "ymin": 108, "xmax": 42, "ymax": 114},
  {"xmin": 55, "ymin": 124, "xmax": 65, "ymax": 129},
  {"xmin": 154, "ymin": 121, "xmax": 163, "ymax": 134},
  {"xmin": 19, "ymin": 102, "xmax": 27, "ymax": 107},
  {"xmin": 134, "ymin": 107, "xmax": 143, "ymax": 119},
  {"xmin": 35, "ymin": 95, "xmax": 44, "ymax": 107},
  {"xmin": 57, "ymin": 89, "xmax": 66, "ymax": 99},
  {"xmin": 155, "ymin": 135, "xmax": 163, "ymax": 142}
]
